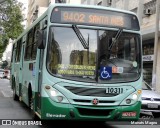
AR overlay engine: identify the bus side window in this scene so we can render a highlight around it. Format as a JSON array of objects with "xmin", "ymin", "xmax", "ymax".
[
  {"xmin": 25, "ymin": 29, "xmax": 34, "ymax": 60},
  {"xmin": 17, "ymin": 39, "xmax": 22, "ymax": 62},
  {"xmin": 15, "ymin": 42, "xmax": 18, "ymax": 62},
  {"xmin": 11, "ymin": 44, "xmax": 15, "ymax": 63},
  {"xmin": 24, "ymin": 23, "xmax": 40, "ymax": 60},
  {"xmin": 31, "ymin": 23, "xmax": 40, "ymax": 60},
  {"xmin": 15, "ymin": 39, "xmax": 22, "ymax": 62}
]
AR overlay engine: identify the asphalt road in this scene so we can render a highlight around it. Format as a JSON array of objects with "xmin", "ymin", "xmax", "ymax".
[{"xmin": 0, "ymin": 78, "xmax": 160, "ymax": 128}]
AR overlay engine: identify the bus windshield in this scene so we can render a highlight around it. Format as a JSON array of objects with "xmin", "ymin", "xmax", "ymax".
[{"xmin": 47, "ymin": 26, "xmax": 141, "ymax": 83}]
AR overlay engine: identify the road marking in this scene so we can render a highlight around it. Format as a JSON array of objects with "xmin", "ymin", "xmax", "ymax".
[{"xmin": 1, "ymin": 91, "xmax": 13, "ymax": 97}]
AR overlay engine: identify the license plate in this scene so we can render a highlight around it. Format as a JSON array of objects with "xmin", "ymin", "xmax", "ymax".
[
  {"xmin": 106, "ymin": 87, "xmax": 123, "ymax": 94},
  {"xmin": 148, "ymin": 103, "xmax": 158, "ymax": 108},
  {"xmin": 122, "ymin": 112, "xmax": 136, "ymax": 117}
]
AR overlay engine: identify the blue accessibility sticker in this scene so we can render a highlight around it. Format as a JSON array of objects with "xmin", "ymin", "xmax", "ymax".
[{"xmin": 100, "ymin": 66, "xmax": 112, "ymax": 80}]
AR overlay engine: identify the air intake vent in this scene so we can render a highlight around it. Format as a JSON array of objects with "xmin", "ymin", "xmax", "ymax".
[
  {"xmin": 64, "ymin": 86, "xmax": 119, "ymax": 97},
  {"xmin": 77, "ymin": 108, "xmax": 114, "ymax": 116}
]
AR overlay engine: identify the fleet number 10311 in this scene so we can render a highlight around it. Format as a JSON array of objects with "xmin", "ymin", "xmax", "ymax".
[{"xmin": 106, "ymin": 87, "xmax": 123, "ymax": 94}]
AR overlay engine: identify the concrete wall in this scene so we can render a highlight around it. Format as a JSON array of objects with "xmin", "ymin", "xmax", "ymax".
[{"xmin": 27, "ymin": 0, "xmax": 49, "ymax": 27}]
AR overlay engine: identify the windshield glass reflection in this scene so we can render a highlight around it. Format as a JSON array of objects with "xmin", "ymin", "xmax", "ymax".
[{"xmin": 47, "ymin": 27, "xmax": 141, "ymax": 83}]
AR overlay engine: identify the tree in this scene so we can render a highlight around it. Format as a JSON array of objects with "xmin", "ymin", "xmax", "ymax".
[
  {"xmin": 0, "ymin": 0, "xmax": 24, "ymax": 58},
  {"xmin": 0, "ymin": 34, "xmax": 9, "ymax": 58}
]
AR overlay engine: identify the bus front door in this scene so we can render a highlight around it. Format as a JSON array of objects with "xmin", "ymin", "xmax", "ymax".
[
  {"xmin": 35, "ymin": 49, "xmax": 44, "ymax": 115},
  {"xmin": 19, "ymin": 42, "xmax": 25, "ymax": 101},
  {"xmin": 35, "ymin": 28, "xmax": 46, "ymax": 117}
]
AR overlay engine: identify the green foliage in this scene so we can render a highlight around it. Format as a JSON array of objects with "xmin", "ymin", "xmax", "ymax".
[
  {"xmin": 0, "ymin": 0, "xmax": 24, "ymax": 58},
  {"xmin": 0, "ymin": 34, "xmax": 9, "ymax": 58}
]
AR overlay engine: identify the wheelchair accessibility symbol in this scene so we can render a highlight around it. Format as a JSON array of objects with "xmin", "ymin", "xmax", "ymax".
[{"xmin": 100, "ymin": 66, "xmax": 112, "ymax": 79}]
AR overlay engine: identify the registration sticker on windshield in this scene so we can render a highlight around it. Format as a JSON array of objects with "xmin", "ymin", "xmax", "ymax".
[{"xmin": 112, "ymin": 67, "xmax": 123, "ymax": 73}]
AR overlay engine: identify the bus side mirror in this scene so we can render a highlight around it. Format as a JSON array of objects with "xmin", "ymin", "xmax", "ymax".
[{"xmin": 37, "ymin": 30, "xmax": 45, "ymax": 49}]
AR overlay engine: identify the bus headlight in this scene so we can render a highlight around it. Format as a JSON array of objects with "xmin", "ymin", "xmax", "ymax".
[
  {"xmin": 120, "ymin": 92, "xmax": 140, "ymax": 105},
  {"xmin": 45, "ymin": 86, "xmax": 69, "ymax": 104},
  {"xmin": 126, "ymin": 99, "xmax": 131, "ymax": 104},
  {"xmin": 132, "ymin": 94, "xmax": 138, "ymax": 100}
]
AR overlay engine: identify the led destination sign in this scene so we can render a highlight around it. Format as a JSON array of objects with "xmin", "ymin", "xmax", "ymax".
[
  {"xmin": 51, "ymin": 7, "xmax": 140, "ymax": 30},
  {"xmin": 61, "ymin": 11, "xmax": 124, "ymax": 27}
]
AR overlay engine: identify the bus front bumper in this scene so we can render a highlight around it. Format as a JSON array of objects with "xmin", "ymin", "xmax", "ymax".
[{"xmin": 41, "ymin": 97, "xmax": 141, "ymax": 121}]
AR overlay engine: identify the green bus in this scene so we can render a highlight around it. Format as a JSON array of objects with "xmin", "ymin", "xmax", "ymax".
[{"xmin": 11, "ymin": 4, "xmax": 142, "ymax": 121}]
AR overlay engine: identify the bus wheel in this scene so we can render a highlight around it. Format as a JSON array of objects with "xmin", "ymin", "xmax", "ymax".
[
  {"xmin": 32, "ymin": 112, "xmax": 40, "ymax": 120},
  {"xmin": 13, "ymin": 83, "xmax": 19, "ymax": 101},
  {"xmin": 28, "ymin": 89, "xmax": 39, "ymax": 120},
  {"xmin": 28, "ymin": 87, "xmax": 33, "ymax": 110}
]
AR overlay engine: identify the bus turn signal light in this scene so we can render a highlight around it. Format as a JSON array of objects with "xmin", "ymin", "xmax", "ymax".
[{"xmin": 137, "ymin": 90, "xmax": 142, "ymax": 94}]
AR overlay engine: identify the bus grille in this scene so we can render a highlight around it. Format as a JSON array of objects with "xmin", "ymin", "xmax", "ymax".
[
  {"xmin": 77, "ymin": 108, "xmax": 113, "ymax": 116},
  {"xmin": 64, "ymin": 86, "xmax": 118, "ymax": 97},
  {"xmin": 73, "ymin": 99, "xmax": 115, "ymax": 103}
]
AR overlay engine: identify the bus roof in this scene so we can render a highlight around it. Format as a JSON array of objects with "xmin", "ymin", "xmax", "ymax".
[{"xmin": 49, "ymin": 3, "xmax": 137, "ymax": 16}]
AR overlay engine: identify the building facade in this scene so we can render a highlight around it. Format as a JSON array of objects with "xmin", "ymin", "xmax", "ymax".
[
  {"xmin": 27, "ymin": 0, "xmax": 86, "ymax": 27},
  {"xmin": 27, "ymin": 0, "xmax": 49, "ymax": 27}
]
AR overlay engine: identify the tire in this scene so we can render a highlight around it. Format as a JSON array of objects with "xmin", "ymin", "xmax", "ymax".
[
  {"xmin": 28, "ymin": 87, "xmax": 33, "ymax": 110},
  {"xmin": 28, "ymin": 87, "xmax": 39, "ymax": 120},
  {"xmin": 152, "ymin": 112, "xmax": 160, "ymax": 118},
  {"xmin": 32, "ymin": 112, "xmax": 40, "ymax": 120},
  {"xmin": 13, "ymin": 84, "xmax": 19, "ymax": 101}
]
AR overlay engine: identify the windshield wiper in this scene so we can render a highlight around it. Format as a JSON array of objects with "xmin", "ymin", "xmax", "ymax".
[
  {"xmin": 87, "ymin": 34, "xmax": 90, "ymax": 64},
  {"xmin": 72, "ymin": 25, "xmax": 89, "ymax": 49},
  {"xmin": 108, "ymin": 28, "xmax": 123, "ymax": 51}
]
